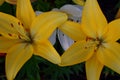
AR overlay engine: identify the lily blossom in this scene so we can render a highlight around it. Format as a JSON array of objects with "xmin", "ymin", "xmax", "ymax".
[
  {"xmin": 59, "ymin": 0, "xmax": 120, "ymax": 80},
  {"xmin": 0, "ymin": 0, "xmax": 67, "ymax": 79},
  {"xmin": 35, "ymin": 11, "xmax": 57, "ymax": 45},
  {"xmin": 36, "ymin": 4, "xmax": 83, "ymax": 50},
  {"xmin": 53, "ymin": 4, "xmax": 83, "ymax": 50}
]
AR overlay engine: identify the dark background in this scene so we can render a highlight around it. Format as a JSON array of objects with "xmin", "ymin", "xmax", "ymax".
[{"xmin": 98, "ymin": 0, "xmax": 119, "ymax": 22}]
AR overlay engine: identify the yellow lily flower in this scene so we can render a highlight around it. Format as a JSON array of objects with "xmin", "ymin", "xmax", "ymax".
[
  {"xmin": 59, "ymin": 0, "xmax": 120, "ymax": 80},
  {"xmin": 0, "ymin": 0, "xmax": 67, "ymax": 79},
  {"xmin": 72, "ymin": 0, "xmax": 86, "ymax": 6}
]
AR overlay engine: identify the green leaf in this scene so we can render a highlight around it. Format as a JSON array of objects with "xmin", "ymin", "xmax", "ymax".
[
  {"xmin": 115, "ymin": 0, "xmax": 120, "ymax": 8},
  {"xmin": 15, "ymin": 55, "xmax": 41, "ymax": 80},
  {"xmin": 0, "ymin": 2, "xmax": 16, "ymax": 15}
]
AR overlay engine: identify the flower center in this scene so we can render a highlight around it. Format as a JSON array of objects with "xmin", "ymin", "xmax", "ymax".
[
  {"xmin": 26, "ymin": 35, "xmax": 33, "ymax": 44},
  {"xmin": 95, "ymin": 37, "xmax": 104, "ymax": 48},
  {"xmin": 86, "ymin": 36, "xmax": 104, "ymax": 49}
]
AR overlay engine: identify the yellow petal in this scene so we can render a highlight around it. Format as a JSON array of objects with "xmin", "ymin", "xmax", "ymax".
[
  {"xmin": 0, "ymin": 36, "xmax": 22, "ymax": 53},
  {"xmin": 81, "ymin": 0, "xmax": 107, "ymax": 38},
  {"xmin": 59, "ymin": 40, "xmax": 95, "ymax": 66},
  {"xmin": 5, "ymin": 0, "xmax": 36, "ymax": 5},
  {"xmin": 104, "ymin": 19, "xmax": 120, "ymax": 42},
  {"xmin": 72, "ymin": 0, "xmax": 85, "ymax": 6},
  {"xmin": 97, "ymin": 42, "xmax": 120, "ymax": 74},
  {"xmin": 30, "ymin": 11, "xmax": 67, "ymax": 40},
  {"xmin": 16, "ymin": 0, "xmax": 35, "ymax": 30},
  {"xmin": 86, "ymin": 54, "xmax": 104, "ymax": 80},
  {"xmin": 115, "ymin": 8, "xmax": 120, "ymax": 19},
  {"xmin": 5, "ymin": 0, "xmax": 16, "ymax": 4},
  {"xmin": 0, "ymin": 0, "xmax": 4, "ymax": 5},
  {"xmin": 0, "ymin": 12, "xmax": 27, "ymax": 39},
  {"xmin": 6, "ymin": 43, "xmax": 33, "ymax": 80},
  {"xmin": 33, "ymin": 40, "xmax": 61, "ymax": 64},
  {"xmin": 59, "ymin": 21, "xmax": 86, "ymax": 41}
]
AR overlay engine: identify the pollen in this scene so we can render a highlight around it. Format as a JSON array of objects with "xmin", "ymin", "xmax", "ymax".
[
  {"xmin": 8, "ymin": 33, "xmax": 12, "ymax": 36},
  {"xmin": 85, "ymin": 37, "xmax": 93, "ymax": 42},
  {"xmin": 18, "ymin": 35, "xmax": 22, "ymax": 39},
  {"xmin": 22, "ymin": 23, "xmax": 24, "ymax": 26},
  {"xmin": 10, "ymin": 23, "xmax": 14, "ymax": 27},
  {"xmin": 18, "ymin": 22, "xmax": 21, "ymax": 25},
  {"xmin": 94, "ymin": 37, "xmax": 104, "ymax": 48}
]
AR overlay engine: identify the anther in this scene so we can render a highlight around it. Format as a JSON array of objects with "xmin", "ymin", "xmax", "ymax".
[
  {"xmin": 18, "ymin": 35, "xmax": 22, "ymax": 39},
  {"xmin": 8, "ymin": 33, "xmax": 12, "ymax": 36},
  {"xmin": 22, "ymin": 23, "xmax": 24, "ymax": 26},
  {"xmin": 10, "ymin": 23, "xmax": 14, "ymax": 27},
  {"xmin": 18, "ymin": 22, "xmax": 21, "ymax": 25}
]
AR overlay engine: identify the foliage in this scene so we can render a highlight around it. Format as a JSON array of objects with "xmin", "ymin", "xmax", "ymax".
[{"xmin": 115, "ymin": 0, "xmax": 120, "ymax": 8}]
